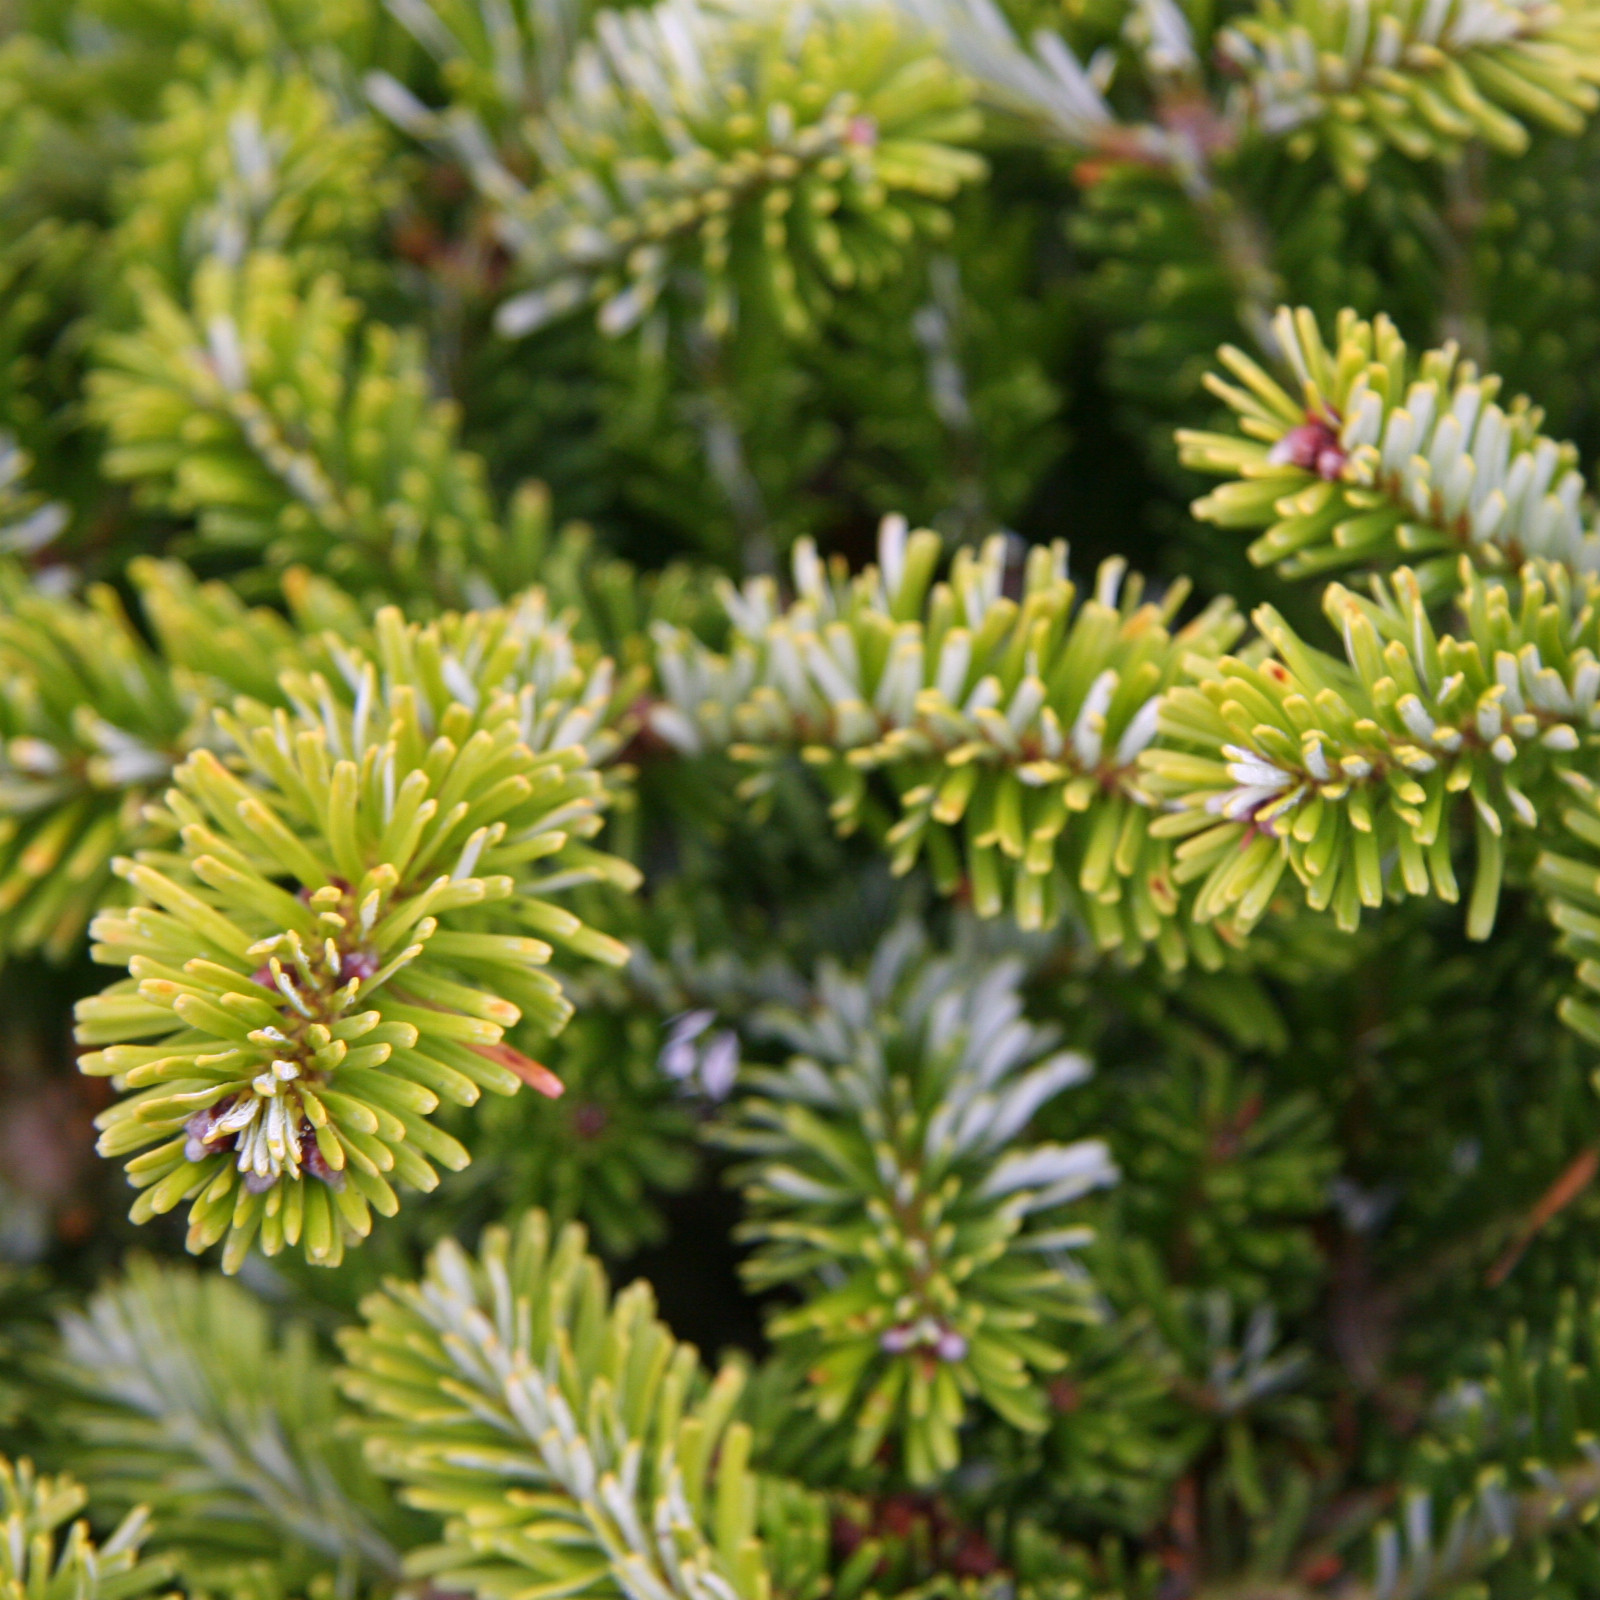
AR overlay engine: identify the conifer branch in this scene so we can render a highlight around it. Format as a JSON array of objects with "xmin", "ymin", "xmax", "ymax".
[
  {"xmin": 0, "ymin": 562, "xmax": 199, "ymax": 963},
  {"xmin": 0, "ymin": 435, "xmax": 66, "ymax": 559},
  {"xmin": 0, "ymin": 1455, "xmax": 174, "ymax": 1600},
  {"xmin": 720, "ymin": 924, "xmax": 1116, "ymax": 1483},
  {"xmin": 1142, "ymin": 558, "xmax": 1595, "ymax": 937},
  {"xmin": 1534, "ymin": 766, "xmax": 1600, "ymax": 1047},
  {"xmin": 1219, "ymin": 0, "xmax": 1600, "ymax": 190},
  {"xmin": 887, "ymin": 0, "xmax": 1126, "ymax": 151},
  {"xmin": 1358, "ymin": 1293, "xmax": 1600, "ymax": 1599},
  {"xmin": 649, "ymin": 517, "xmax": 1244, "ymax": 963},
  {"xmin": 109, "ymin": 66, "xmax": 395, "ymax": 294},
  {"xmin": 364, "ymin": 0, "xmax": 597, "ymax": 177},
  {"xmin": 1156, "ymin": 1292, "xmax": 1600, "ymax": 1599},
  {"xmin": 131, "ymin": 558, "xmax": 336, "ymax": 708},
  {"xmin": 482, "ymin": 0, "xmax": 986, "ymax": 340},
  {"xmin": 0, "ymin": 550, "xmax": 376, "ymax": 971},
  {"xmin": 0, "ymin": 549, "xmax": 638, "ymax": 970},
  {"xmin": 11, "ymin": 0, "xmax": 1600, "ymax": 1593},
  {"xmin": 407, "ymin": 0, "xmax": 588, "ymax": 117},
  {"xmin": 89, "ymin": 253, "xmax": 554, "ymax": 605},
  {"xmin": 76, "ymin": 603, "xmax": 637, "ymax": 1272},
  {"xmin": 1178, "ymin": 305, "xmax": 1599, "ymax": 587},
  {"xmin": 339, "ymin": 1209, "xmax": 815, "ymax": 1600},
  {"xmin": 448, "ymin": 1002, "xmax": 701, "ymax": 1256},
  {"xmin": 52, "ymin": 1258, "xmax": 403, "ymax": 1596}
]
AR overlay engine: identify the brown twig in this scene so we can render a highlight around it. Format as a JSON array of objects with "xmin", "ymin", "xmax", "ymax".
[{"xmin": 1486, "ymin": 1144, "xmax": 1599, "ymax": 1287}]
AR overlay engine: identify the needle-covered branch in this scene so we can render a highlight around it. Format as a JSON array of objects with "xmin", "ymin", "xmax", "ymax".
[
  {"xmin": 77, "ymin": 602, "xmax": 637, "ymax": 1272},
  {"xmin": 1357, "ymin": 1292, "xmax": 1600, "ymax": 1599},
  {"xmin": 0, "ymin": 561, "xmax": 201, "ymax": 963},
  {"xmin": 1219, "ymin": 0, "xmax": 1600, "ymax": 189},
  {"xmin": 477, "ymin": 0, "xmax": 985, "ymax": 341},
  {"xmin": 1534, "ymin": 765, "xmax": 1600, "ymax": 1047},
  {"xmin": 1179, "ymin": 305, "xmax": 1600, "ymax": 587},
  {"xmin": 52, "ymin": 1258, "xmax": 404, "ymax": 1598},
  {"xmin": 108, "ymin": 66, "xmax": 395, "ymax": 295},
  {"xmin": 0, "ymin": 552, "xmax": 639, "ymax": 970},
  {"xmin": 339, "ymin": 1209, "xmax": 819, "ymax": 1600},
  {"xmin": 650, "ymin": 517, "xmax": 1243, "ymax": 964},
  {"xmin": 1143, "ymin": 557, "xmax": 1596, "ymax": 937},
  {"xmin": 90, "ymin": 253, "xmax": 556, "ymax": 605},
  {"xmin": 0, "ymin": 1455, "xmax": 174, "ymax": 1600},
  {"xmin": 720, "ymin": 924, "xmax": 1115, "ymax": 1483}
]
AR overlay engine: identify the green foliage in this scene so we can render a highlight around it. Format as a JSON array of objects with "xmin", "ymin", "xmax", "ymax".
[
  {"xmin": 1068, "ymin": 155, "xmax": 1451, "ymax": 481},
  {"xmin": 1373, "ymin": 1291, "xmax": 1600, "ymax": 1598},
  {"xmin": 1533, "ymin": 764, "xmax": 1600, "ymax": 1046},
  {"xmin": 108, "ymin": 66, "xmax": 395, "ymax": 297},
  {"xmin": 1478, "ymin": 115, "xmax": 1600, "ymax": 441},
  {"xmin": 0, "ymin": 1268, "xmax": 60, "ymax": 1445},
  {"xmin": 478, "ymin": 0, "xmax": 986, "ymax": 340},
  {"xmin": 1018, "ymin": 1302, "xmax": 1200, "ymax": 1538},
  {"xmin": 0, "ymin": 224, "xmax": 95, "ymax": 468},
  {"xmin": 1178, "ymin": 304, "xmax": 1598, "ymax": 586},
  {"xmin": 807, "ymin": 223, "xmax": 1066, "ymax": 544},
  {"xmin": 0, "ymin": 1455, "xmax": 174, "ymax": 1600},
  {"xmin": 0, "ymin": 560, "xmax": 194, "ymax": 963},
  {"xmin": 1110, "ymin": 1048, "xmax": 1336, "ymax": 1309},
  {"xmin": 367, "ymin": 0, "xmax": 591, "ymax": 142},
  {"xmin": 90, "ymin": 253, "xmax": 554, "ymax": 604},
  {"xmin": 722, "ymin": 925, "xmax": 1114, "ymax": 1482},
  {"xmin": 131, "ymin": 555, "xmax": 345, "ymax": 705},
  {"xmin": 52, "ymin": 1257, "xmax": 406, "ymax": 1598},
  {"xmin": 0, "ymin": 544, "xmax": 635, "ymax": 970},
  {"xmin": 50, "ymin": 0, "xmax": 378, "ymax": 70},
  {"xmin": 16, "ymin": 1, "xmax": 1600, "ymax": 1598},
  {"xmin": 580, "ymin": 204, "xmax": 1068, "ymax": 559},
  {"xmin": 1143, "ymin": 555, "xmax": 1595, "ymax": 938},
  {"xmin": 1220, "ymin": 0, "xmax": 1600, "ymax": 190},
  {"xmin": 485, "ymin": 513, "xmax": 720, "ymax": 659},
  {"xmin": 77, "ymin": 600, "xmax": 635, "ymax": 1271},
  {"xmin": 884, "ymin": 0, "xmax": 1119, "ymax": 150},
  {"xmin": 651, "ymin": 519, "xmax": 1244, "ymax": 962},
  {"xmin": 434, "ymin": 1006, "xmax": 701, "ymax": 1255},
  {"xmin": 1070, "ymin": 162, "xmax": 1271, "ymax": 437},
  {"xmin": 339, "ymin": 1208, "xmax": 809, "ymax": 1600}
]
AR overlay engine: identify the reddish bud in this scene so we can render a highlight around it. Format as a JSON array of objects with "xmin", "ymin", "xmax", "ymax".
[{"xmin": 1268, "ymin": 417, "xmax": 1346, "ymax": 480}]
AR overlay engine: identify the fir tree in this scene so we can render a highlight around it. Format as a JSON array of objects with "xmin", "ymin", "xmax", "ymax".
[{"xmin": 9, "ymin": 1, "xmax": 1600, "ymax": 1598}]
